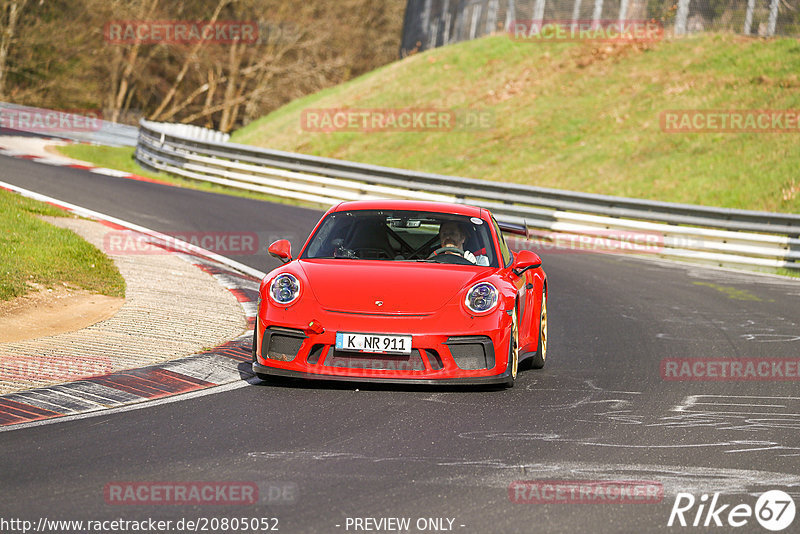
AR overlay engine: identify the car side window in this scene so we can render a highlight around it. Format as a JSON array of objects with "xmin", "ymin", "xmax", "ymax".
[{"xmin": 492, "ymin": 217, "xmax": 512, "ymax": 267}]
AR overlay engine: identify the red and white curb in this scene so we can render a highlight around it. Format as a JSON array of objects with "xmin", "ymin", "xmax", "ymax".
[
  {"xmin": 0, "ymin": 181, "xmax": 267, "ymax": 430},
  {"xmin": 0, "ymin": 139, "xmax": 173, "ymax": 186},
  {"xmin": 0, "ymin": 336, "xmax": 255, "ymax": 428}
]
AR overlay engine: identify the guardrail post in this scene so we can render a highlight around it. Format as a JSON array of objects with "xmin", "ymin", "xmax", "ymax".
[
  {"xmin": 619, "ymin": 0, "xmax": 629, "ymax": 26},
  {"xmin": 421, "ymin": 0, "xmax": 432, "ymax": 36},
  {"xmin": 469, "ymin": 4, "xmax": 482, "ymax": 39},
  {"xmin": 767, "ymin": 0, "xmax": 779, "ymax": 36},
  {"xmin": 571, "ymin": 0, "xmax": 583, "ymax": 29},
  {"xmin": 486, "ymin": 0, "xmax": 499, "ymax": 34},
  {"xmin": 505, "ymin": 0, "xmax": 516, "ymax": 31},
  {"xmin": 591, "ymin": 0, "xmax": 603, "ymax": 28},
  {"xmin": 443, "ymin": 0, "xmax": 451, "ymax": 45},
  {"xmin": 454, "ymin": 1, "xmax": 465, "ymax": 41},
  {"xmin": 429, "ymin": 19, "xmax": 439, "ymax": 49},
  {"xmin": 743, "ymin": 0, "xmax": 755, "ymax": 35},
  {"xmin": 533, "ymin": 0, "xmax": 546, "ymax": 27},
  {"xmin": 674, "ymin": 0, "xmax": 690, "ymax": 35}
]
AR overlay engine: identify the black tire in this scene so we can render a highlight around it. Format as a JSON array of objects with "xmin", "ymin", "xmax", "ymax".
[
  {"xmin": 529, "ymin": 289, "xmax": 547, "ymax": 369},
  {"xmin": 504, "ymin": 307, "xmax": 519, "ymax": 388}
]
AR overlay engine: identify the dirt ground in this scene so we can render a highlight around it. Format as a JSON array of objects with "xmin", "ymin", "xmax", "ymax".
[{"xmin": 0, "ymin": 284, "xmax": 123, "ymax": 343}]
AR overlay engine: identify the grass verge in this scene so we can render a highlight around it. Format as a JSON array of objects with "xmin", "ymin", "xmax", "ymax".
[
  {"xmin": 0, "ymin": 189, "xmax": 126, "ymax": 301},
  {"xmin": 232, "ymin": 32, "xmax": 800, "ymax": 214}
]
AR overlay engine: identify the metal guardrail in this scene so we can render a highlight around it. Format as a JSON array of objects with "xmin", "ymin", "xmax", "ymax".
[
  {"xmin": 141, "ymin": 122, "xmax": 230, "ymax": 144},
  {"xmin": 0, "ymin": 102, "xmax": 139, "ymax": 147},
  {"xmin": 136, "ymin": 119, "xmax": 800, "ymax": 273}
]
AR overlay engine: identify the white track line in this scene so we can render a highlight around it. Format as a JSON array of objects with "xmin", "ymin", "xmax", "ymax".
[
  {"xmin": 0, "ymin": 379, "xmax": 256, "ymax": 433},
  {"xmin": 0, "ymin": 180, "xmax": 266, "ymax": 280}
]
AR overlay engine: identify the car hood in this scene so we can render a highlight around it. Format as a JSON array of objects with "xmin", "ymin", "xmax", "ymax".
[{"xmin": 299, "ymin": 260, "xmax": 487, "ymax": 314}]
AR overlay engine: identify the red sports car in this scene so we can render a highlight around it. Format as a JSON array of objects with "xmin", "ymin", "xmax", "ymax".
[{"xmin": 252, "ymin": 200, "xmax": 547, "ymax": 387}]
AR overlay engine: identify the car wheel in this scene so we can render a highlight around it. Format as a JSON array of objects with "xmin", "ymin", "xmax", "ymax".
[
  {"xmin": 504, "ymin": 307, "xmax": 519, "ymax": 388},
  {"xmin": 529, "ymin": 289, "xmax": 547, "ymax": 369}
]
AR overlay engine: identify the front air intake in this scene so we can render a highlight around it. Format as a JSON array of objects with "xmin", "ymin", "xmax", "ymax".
[
  {"xmin": 326, "ymin": 349, "xmax": 425, "ymax": 371},
  {"xmin": 261, "ymin": 327, "xmax": 306, "ymax": 362},
  {"xmin": 445, "ymin": 336, "xmax": 495, "ymax": 370}
]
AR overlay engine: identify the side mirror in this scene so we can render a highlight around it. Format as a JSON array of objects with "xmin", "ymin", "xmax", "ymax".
[
  {"xmin": 268, "ymin": 239, "xmax": 292, "ymax": 264},
  {"xmin": 512, "ymin": 249, "xmax": 541, "ymax": 275}
]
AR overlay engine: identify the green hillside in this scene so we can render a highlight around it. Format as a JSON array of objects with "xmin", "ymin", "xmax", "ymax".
[{"xmin": 232, "ymin": 33, "xmax": 800, "ymax": 213}]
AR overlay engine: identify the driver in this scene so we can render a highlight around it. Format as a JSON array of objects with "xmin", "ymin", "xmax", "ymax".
[{"xmin": 435, "ymin": 221, "xmax": 477, "ymax": 264}]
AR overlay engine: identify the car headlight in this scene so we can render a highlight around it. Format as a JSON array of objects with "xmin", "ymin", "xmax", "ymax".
[
  {"xmin": 269, "ymin": 273, "xmax": 300, "ymax": 305},
  {"xmin": 465, "ymin": 282, "xmax": 498, "ymax": 314}
]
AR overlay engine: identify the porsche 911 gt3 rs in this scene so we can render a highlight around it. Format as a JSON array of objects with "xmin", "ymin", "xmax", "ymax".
[{"xmin": 252, "ymin": 200, "xmax": 547, "ymax": 387}]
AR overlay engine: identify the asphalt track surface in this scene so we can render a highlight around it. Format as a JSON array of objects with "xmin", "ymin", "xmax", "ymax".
[{"xmin": 2, "ymin": 153, "xmax": 799, "ymax": 533}]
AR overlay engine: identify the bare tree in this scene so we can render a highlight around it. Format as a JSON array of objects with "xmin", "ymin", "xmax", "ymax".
[
  {"xmin": 107, "ymin": 0, "xmax": 160, "ymax": 123},
  {"xmin": 0, "ymin": 0, "xmax": 29, "ymax": 99},
  {"xmin": 149, "ymin": 0, "xmax": 229, "ymax": 120},
  {"xmin": 1, "ymin": 0, "xmax": 406, "ymax": 130}
]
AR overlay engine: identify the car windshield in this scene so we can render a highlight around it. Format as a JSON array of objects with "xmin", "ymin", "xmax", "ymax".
[{"xmin": 301, "ymin": 210, "xmax": 498, "ymax": 267}]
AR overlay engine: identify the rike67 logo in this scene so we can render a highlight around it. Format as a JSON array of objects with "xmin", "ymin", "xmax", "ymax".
[{"xmin": 668, "ymin": 490, "xmax": 796, "ymax": 531}]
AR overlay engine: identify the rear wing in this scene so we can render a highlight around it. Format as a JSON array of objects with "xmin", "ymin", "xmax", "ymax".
[{"xmin": 496, "ymin": 220, "xmax": 528, "ymax": 237}]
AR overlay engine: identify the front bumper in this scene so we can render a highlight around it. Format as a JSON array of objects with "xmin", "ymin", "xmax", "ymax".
[
  {"xmin": 253, "ymin": 301, "xmax": 514, "ymax": 385},
  {"xmin": 252, "ymin": 361, "xmax": 512, "ymax": 385}
]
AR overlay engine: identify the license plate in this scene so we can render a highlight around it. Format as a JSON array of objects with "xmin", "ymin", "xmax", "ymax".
[{"xmin": 335, "ymin": 332, "xmax": 412, "ymax": 355}]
